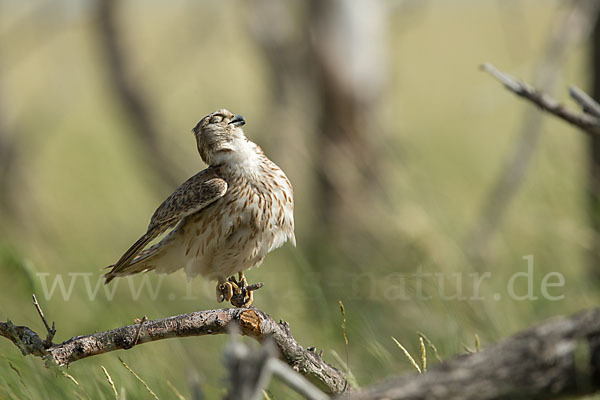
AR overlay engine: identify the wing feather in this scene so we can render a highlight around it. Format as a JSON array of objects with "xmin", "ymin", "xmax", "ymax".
[{"xmin": 105, "ymin": 169, "xmax": 227, "ymax": 283}]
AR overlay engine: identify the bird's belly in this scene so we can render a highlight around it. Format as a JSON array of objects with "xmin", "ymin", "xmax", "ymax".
[
  {"xmin": 182, "ymin": 206, "xmax": 273, "ymax": 280},
  {"xmin": 179, "ymin": 176, "xmax": 294, "ymax": 281}
]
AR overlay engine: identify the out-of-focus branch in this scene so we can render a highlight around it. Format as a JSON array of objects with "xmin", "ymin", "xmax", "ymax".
[
  {"xmin": 466, "ymin": 0, "xmax": 600, "ymax": 264},
  {"xmin": 570, "ymin": 85, "xmax": 600, "ymax": 118},
  {"xmin": 481, "ymin": 63, "xmax": 600, "ymax": 134},
  {"xmin": 0, "ymin": 306, "xmax": 348, "ymax": 395},
  {"xmin": 96, "ymin": 0, "xmax": 182, "ymax": 189},
  {"xmin": 224, "ymin": 335, "xmax": 329, "ymax": 400},
  {"xmin": 344, "ymin": 308, "xmax": 600, "ymax": 400}
]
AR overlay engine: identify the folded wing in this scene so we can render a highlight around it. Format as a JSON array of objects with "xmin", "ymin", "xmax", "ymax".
[{"xmin": 105, "ymin": 169, "xmax": 227, "ymax": 283}]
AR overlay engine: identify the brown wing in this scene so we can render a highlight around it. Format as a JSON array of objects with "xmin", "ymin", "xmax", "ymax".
[{"xmin": 105, "ymin": 169, "xmax": 227, "ymax": 283}]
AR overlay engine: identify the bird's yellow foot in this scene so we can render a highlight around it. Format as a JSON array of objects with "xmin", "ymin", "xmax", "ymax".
[
  {"xmin": 227, "ymin": 272, "xmax": 264, "ymax": 308},
  {"xmin": 216, "ymin": 279, "xmax": 236, "ymax": 303}
]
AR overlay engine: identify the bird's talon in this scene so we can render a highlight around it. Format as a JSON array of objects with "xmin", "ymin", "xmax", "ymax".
[
  {"xmin": 227, "ymin": 276, "xmax": 243, "ymax": 295},
  {"xmin": 228, "ymin": 273, "xmax": 258, "ymax": 307},
  {"xmin": 216, "ymin": 281, "xmax": 234, "ymax": 303}
]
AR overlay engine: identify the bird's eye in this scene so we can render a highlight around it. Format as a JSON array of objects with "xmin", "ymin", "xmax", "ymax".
[{"xmin": 210, "ymin": 115, "xmax": 223, "ymax": 124}]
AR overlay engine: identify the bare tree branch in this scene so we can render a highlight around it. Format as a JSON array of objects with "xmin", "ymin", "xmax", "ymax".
[
  {"xmin": 31, "ymin": 294, "xmax": 55, "ymax": 347},
  {"xmin": 343, "ymin": 308, "xmax": 600, "ymax": 400},
  {"xmin": 4, "ymin": 300, "xmax": 600, "ymax": 399},
  {"xmin": 570, "ymin": 85, "xmax": 600, "ymax": 118},
  {"xmin": 466, "ymin": 0, "xmax": 600, "ymax": 264},
  {"xmin": 480, "ymin": 63, "xmax": 600, "ymax": 134},
  {"xmin": 0, "ymin": 307, "xmax": 348, "ymax": 395}
]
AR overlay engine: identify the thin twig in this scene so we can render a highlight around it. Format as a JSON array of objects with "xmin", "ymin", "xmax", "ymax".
[
  {"xmin": 31, "ymin": 294, "xmax": 55, "ymax": 347},
  {"xmin": 466, "ymin": 0, "xmax": 600, "ymax": 263},
  {"xmin": 569, "ymin": 85, "xmax": 600, "ymax": 117},
  {"xmin": 480, "ymin": 63, "xmax": 600, "ymax": 134},
  {"xmin": 125, "ymin": 315, "xmax": 147, "ymax": 349}
]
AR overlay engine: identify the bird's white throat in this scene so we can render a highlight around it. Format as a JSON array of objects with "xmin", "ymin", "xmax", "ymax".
[{"xmin": 214, "ymin": 139, "xmax": 263, "ymax": 173}]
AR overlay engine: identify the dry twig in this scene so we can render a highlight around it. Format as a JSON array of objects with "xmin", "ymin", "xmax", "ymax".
[
  {"xmin": 0, "ymin": 307, "xmax": 347, "ymax": 395},
  {"xmin": 31, "ymin": 294, "xmax": 55, "ymax": 348},
  {"xmin": 480, "ymin": 63, "xmax": 600, "ymax": 134},
  {"xmin": 466, "ymin": 0, "xmax": 600, "ymax": 263},
  {"xmin": 569, "ymin": 85, "xmax": 600, "ymax": 118}
]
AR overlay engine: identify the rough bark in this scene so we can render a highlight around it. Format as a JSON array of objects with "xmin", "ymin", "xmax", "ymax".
[
  {"xmin": 344, "ymin": 308, "xmax": 600, "ymax": 400},
  {"xmin": 0, "ymin": 307, "xmax": 347, "ymax": 395}
]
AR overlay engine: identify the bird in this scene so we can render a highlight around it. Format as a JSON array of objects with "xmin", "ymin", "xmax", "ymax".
[{"xmin": 104, "ymin": 109, "xmax": 295, "ymax": 307}]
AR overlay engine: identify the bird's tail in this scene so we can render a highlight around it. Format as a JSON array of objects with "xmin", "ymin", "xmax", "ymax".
[{"xmin": 104, "ymin": 229, "xmax": 159, "ymax": 284}]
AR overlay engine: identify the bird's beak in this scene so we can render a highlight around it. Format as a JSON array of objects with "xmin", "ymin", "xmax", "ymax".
[{"xmin": 229, "ymin": 115, "xmax": 246, "ymax": 127}]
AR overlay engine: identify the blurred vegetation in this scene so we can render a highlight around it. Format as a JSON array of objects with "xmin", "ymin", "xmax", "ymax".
[{"xmin": 1, "ymin": 0, "xmax": 599, "ymax": 398}]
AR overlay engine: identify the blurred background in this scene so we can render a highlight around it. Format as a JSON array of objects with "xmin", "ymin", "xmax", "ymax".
[{"xmin": 1, "ymin": 0, "xmax": 600, "ymax": 398}]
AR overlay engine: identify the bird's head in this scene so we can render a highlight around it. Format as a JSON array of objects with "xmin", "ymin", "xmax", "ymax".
[{"xmin": 192, "ymin": 109, "xmax": 250, "ymax": 166}]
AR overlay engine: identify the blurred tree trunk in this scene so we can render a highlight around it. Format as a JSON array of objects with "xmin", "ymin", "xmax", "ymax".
[
  {"xmin": 248, "ymin": 0, "xmax": 387, "ymax": 246},
  {"xmin": 246, "ymin": 1, "xmax": 390, "ymax": 311},
  {"xmin": 0, "ymin": 20, "xmax": 20, "ymax": 214},
  {"xmin": 96, "ymin": 0, "xmax": 182, "ymax": 190},
  {"xmin": 0, "ymin": 97, "xmax": 18, "ymax": 213},
  {"xmin": 308, "ymin": 0, "xmax": 386, "ymax": 239},
  {"xmin": 588, "ymin": 13, "xmax": 600, "ymax": 281},
  {"xmin": 247, "ymin": 0, "xmax": 310, "ymax": 177}
]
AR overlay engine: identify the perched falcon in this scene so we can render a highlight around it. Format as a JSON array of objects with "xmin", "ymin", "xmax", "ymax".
[{"xmin": 105, "ymin": 109, "xmax": 295, "ymax": 307}]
